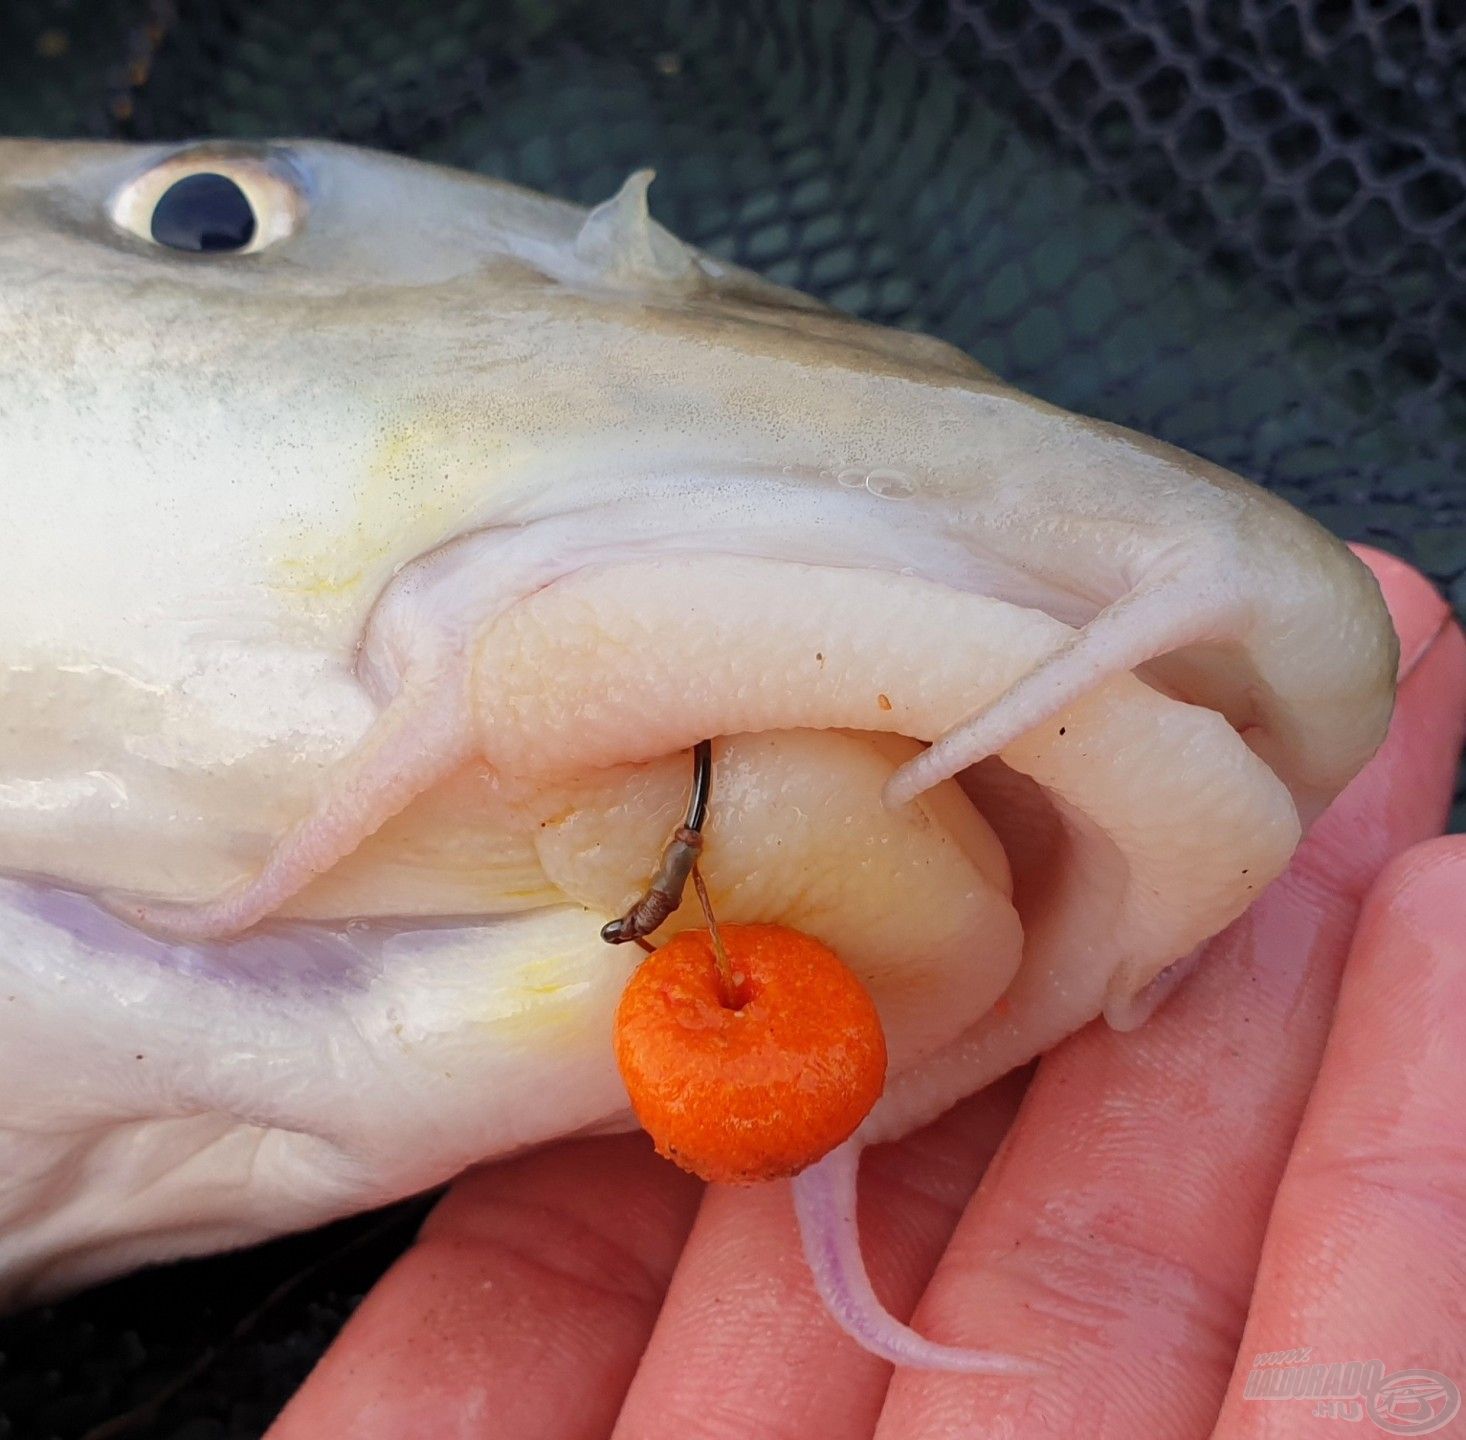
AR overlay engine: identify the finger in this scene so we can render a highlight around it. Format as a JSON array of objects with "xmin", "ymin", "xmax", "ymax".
[
  {"xmin": 1214, "ymin": 835, "xmax": 1466, "ymax": 1438},
  {"xmin": 875, "ymin": 556, "xmax": 1465, "ymax": 1440},
  {"xmin": 612, "ymin": 1073, "xmax": 1028, "ymax": 1440},
  {"xmin": 267, "ymin": 1135, "xmax": 701, "ymax": 1440}
]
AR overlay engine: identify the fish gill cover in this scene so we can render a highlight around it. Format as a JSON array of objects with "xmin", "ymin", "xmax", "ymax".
[{"xmin": 0, "ymin": 1, "xmax": 1461, "ymax": 1436}]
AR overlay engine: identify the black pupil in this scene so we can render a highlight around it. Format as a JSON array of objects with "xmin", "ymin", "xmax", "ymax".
[{"xmin": 150, "ymin": 172, "xmax": 256, "ymax": 253}]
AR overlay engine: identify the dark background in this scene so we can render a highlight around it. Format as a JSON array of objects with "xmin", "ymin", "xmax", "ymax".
[{"xmin": 1, "ymin": 1, "xmax": 1462, "ymax": 1435}]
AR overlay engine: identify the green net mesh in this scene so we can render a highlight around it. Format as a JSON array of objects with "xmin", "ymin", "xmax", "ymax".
[{"xmin": 0, "ymin": 2, "xmax": 1462, "ymax": 1434}]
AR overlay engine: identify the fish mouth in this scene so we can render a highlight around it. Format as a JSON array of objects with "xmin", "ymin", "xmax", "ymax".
[
  {"xmin": 0, "ymin": 538, "xmax": 1300, "ymax": 1325},
  {"xmin": 4, "ymin": 446, "xmax": 1315, "ymax": 1140},
  {"xmin": 80, "ymin": 512, "xmax": 1298, "ymax": 1100},
  {"xmin": 0, "ymin": 494, "xmax": 1302, "ymax": 1314},
  {"xmin": 6, "ymin": 453, "xmax": 1302, "ymax": 1077}
]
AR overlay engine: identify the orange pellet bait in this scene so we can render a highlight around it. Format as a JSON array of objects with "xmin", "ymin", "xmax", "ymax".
[{"xmin": 613, "ymin": 923, "xmax": 887, "ymax": 1184}]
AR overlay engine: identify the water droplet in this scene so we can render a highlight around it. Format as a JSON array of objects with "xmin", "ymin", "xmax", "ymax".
[
  {"xmin": 836, "ymin": 467, "xmax": 866, "ymax": 489},
  {"xmin": 867, "ymin": 468, "xmax": 915, "ymax": 499}
]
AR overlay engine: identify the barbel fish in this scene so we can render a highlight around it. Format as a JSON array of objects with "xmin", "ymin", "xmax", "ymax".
[{"xmin": 0, "ymin": 138, "xmax": 1396, "ymax": 1365}]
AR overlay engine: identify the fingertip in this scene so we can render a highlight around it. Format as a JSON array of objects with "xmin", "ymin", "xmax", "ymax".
[{"xmin": 1348, "ymin": 543, "xmax": 1453, "ymax": 680}]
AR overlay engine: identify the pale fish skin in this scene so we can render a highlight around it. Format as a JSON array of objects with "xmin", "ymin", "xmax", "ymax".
[{"xmin": 0, "ymin": 140, "xmax": 1395, "ymax": 1341}]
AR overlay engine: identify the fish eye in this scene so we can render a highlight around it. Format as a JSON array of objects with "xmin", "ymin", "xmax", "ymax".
[
  {"xmin": 110, "ymin": 149, "xmax": 304, "ymax": 256},
  {"xmin": 150, "ymin": 172, "xmax": 255, "ymax": 252}
]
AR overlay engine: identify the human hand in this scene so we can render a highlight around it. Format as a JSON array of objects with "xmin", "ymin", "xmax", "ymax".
[{"xmin": 268, "ymin": 547, "xmax": 1466, "ymax": 1440}]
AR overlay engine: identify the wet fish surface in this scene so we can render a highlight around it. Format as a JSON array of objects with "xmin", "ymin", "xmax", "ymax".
[{"xmin": 0, "ymin": 140, "xmax": 1395, "ymax": 1357}]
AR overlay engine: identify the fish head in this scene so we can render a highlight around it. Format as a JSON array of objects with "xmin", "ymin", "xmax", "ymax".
[{"xmin": 0, "ymin": 139, "xmax": 1396, "ymax": 1316}]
